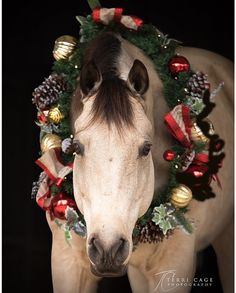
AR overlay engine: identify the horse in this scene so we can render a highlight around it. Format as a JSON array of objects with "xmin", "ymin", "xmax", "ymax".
[{"xmin": 46, "ymin": 31, "xmax": 234, "ymax": 293}]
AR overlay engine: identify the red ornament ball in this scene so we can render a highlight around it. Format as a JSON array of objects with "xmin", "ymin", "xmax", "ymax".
[
  {"xmin": 168, "ymin": 55, "xmax": 190, "ymax": 76},
  {"xmin": 37, "ymin": 192, "xmax": 51, "ymax": 210},
  {"xmin": 51, "ymin": 193, "xmax": 77, "ymax": 220},
  {"xmin": 37, "ymin": 111, "xmax": 48, "ymax": 124},
  {"xmin": 37, "ymin": 197, "xmax": 45, "ymax": 210},
  {"xmin": 163, "ymin": 150, "xmax": 175, "ymax": 161}
]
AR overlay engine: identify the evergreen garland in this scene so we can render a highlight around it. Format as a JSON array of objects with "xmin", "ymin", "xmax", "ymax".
[{"xmin": 32, "ymin": 7, "xmax": 224, "ymax": 243}]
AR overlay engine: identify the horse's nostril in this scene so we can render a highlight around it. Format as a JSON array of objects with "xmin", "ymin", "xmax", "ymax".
[
  {"xmin": 110, "ymin": 238, "xmax": 129, "ymax": 266},
  {"xmin": 111, "ymin": 238, "xmax": 125, "ymax": 259},
  {"xmin": 89, "ymin": 237, "xmax": 105, "ymax": 263},
  {"xmin": 88, "ymin": 237, "xmax": 95, "ymax": 246},
  {"xmin": 88, "ymin": 236, "xmax": 129, "ymax": 269},
  {"xmin": 93, "ymin": 238, "xmax": 105, "ymax": 257}
]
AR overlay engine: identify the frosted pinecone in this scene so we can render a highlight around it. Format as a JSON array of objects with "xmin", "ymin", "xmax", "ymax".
[
  {"xmin": 32, "ymin": 74, "xmax": 66, "ymax": 110},
  {"xmin": 180, "ymin": 149, "xmax": 196, "ymax": 172},
  {"xmin": 62, "ymin": 137, "xmax": 74, "ymax": 154},
  {"xmin": 187, "ymin": 71, "xmax": 210, "ymax": 98},
  {"xmin": 135, "ymin": 221, "xmax": 172, "ymax": 244}
]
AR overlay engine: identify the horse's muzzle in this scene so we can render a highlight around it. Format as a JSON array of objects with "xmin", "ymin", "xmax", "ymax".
[
  {"xmin": 90, "ymin": 263, "xmax": 127, "ymax": 277},
  {"xmin": 88, "ymin": 235, "xmax": 129, "ymax": 277}
]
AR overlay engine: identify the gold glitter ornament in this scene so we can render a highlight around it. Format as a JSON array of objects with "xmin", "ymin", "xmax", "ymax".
[
  {"xmin": 40, "ymin": 133, "xmax": 62, "ymax": 153},
  {"xmin": 170, "ymin": 184, "xmax": 192, "ymax": 208},
  {"xmin": 53, "ymin": 35, "xmax": 78, "ymax": 61},
  {"xmin": 48, "ymin": 106, "xmax": 64, "ymax": 124},
  {"xmin": 190, "ymin": 122, "xmax": 209, "ymax": 144}
]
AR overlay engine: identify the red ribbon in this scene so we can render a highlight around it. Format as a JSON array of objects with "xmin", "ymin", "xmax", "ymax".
[
  {"xmin": 164, "ymin": 104, "xmax": 192, "ymax": 148},
  {"xmin": 193, "ymin": 153, "xmax": 209, "ymax": 165},
  {"xmin": 35, "ymin": 148, "xmax": 73, "ymax": 187},
  {"xmin": 92, "ymin": 7, "xmax": 101, "ymax": 23},
  {"xmin": 131, "ymin": 16, "xmax": 143, "ymax": 28},
  {"xmin": 114, "ymin": 8, "xmax": 123, "ymax": 22},
  {"xmin": 193, "ymin": 154, "xmax": 221, "ymax": 188},
  {"xmin": 92, "ymin": 7, "xmax": 143, "ymax": 30},
  {"xmin": 164, "ymin": 104, "xmax": 222, "ymax": 188}
]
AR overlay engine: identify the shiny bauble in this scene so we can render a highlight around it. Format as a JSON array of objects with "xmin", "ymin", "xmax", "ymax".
[
  {"xmin": 170, "ymin": 184, "xmax": 192, "ymax": 208},
  {"xmin": 190, "ymin": 123, "xmax": 209, "ymax": 144},
  {"xmin": 168, "ymin": 55, "xmax": 190, "ymax": 76},
  {"xmin": 48, "ymin": 106, "xmax": 64, "ymax": 124},
  {"xmin": 40, "ymin": 133, "xmax": 62, "ymax": 153},
  {"xmin": 37, "ymin": 111, "xmax": 48, "ymax": 124},
  {"xmin": 53, "ymin": 35, "xmax": 78, "ymax": 61},
  {"xmin": 51, "ymin": 193, "xmax": 78, "ymax": 220},
  {"xmin": 163, "ymin": 149, "xmax": 175, "ymax": 161}
]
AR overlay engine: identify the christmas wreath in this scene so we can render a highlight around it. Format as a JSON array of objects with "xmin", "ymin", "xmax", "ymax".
[{"xmin": 32, "ymin": 1, "xmax": 225, "ymax": 244}]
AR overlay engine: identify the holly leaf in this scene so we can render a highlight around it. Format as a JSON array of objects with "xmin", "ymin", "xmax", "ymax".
[
  {"xmin": 152, "ymin": 213, "xmax": 162, "ymax": 225},
  {"xmin": 159, "ymin": 219, "xmax": 172, "ymax": 235},
  {"xmin": 185, "ymin": 96, "xmax": 205, "ymax": 115},
  {"xmin": 153, "ymin": 204, "xmax": 166, "ymax": 218}
]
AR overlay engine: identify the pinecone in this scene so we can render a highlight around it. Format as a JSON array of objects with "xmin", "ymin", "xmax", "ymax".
[
  {"xmin": 62, "ymin": 137, "xmax": 74, "ymax": 154},
  {"xmin": 179, "ymin": 149, "xmax": 195, "ymax": 172},
  {"xmin": 187, "ymin": 72, "xmax": 210, "ymax": 98},
  {"xmin": 135, "ymin": 221, "xmax": 172, "ymax": 244},
  {"xmin": 32, "ymin": 74, "xmax": 66, "ymax": 110}
]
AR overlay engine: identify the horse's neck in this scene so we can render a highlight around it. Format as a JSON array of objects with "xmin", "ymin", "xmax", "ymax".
[{"xmin": 120, "ymin": 38, "xmax": 172, "ymax": 191}]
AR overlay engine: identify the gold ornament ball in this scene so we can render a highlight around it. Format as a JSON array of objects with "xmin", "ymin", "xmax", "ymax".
[
  {"xmin": 48, "ymin": 106, "xmax": 64, "ymax": 124},
  {"xmin": 53, "ymin": 35, "xmax": 78, "ymax": 61},
  {"xmin": 190, "ymin": 123, "xmax": 209, "ymax": 144},
  {"xmin": 170, "ymin": 184, "xmax": 192, "ymax": 208},
  {"xmin": 40, "ymin": 133, "xmax": 62, "ymax": 153}
]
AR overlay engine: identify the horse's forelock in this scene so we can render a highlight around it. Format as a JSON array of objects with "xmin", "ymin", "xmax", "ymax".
[
  {"xmin": 71, "ymin": 32, "xmax": 134, "ymax": 131},
  {"xmin": 90, "ymin": 77, "xmax": 134, "ymax": 129}
]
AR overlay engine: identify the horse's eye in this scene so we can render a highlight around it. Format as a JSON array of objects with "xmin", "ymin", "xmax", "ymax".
[
  {"xmin": 139, "ymin": 142, "xmax": 152, "ymax": 157},
  {"xmin": 73, "ymin": 141, "xmax": 85, "ymax": 156}
]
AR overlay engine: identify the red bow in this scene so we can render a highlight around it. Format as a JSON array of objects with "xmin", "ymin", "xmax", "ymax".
[
  {"xmin": 35, "ymin": 148, "xmax": 74, "ymax": 210},
  {"xmin": 92, "ymin": 7, "xmax": 143, "ymax": 30},
  {"xmin": 36, "ymin": 148, "xmax": 73, "ymax": 186},
  {"xmin": 164, "ymin": 104, "xmax": 192, "ymax": 148},
  {"xmin": 164, "ymin": 104, "xmax": 221, "ymax": 188}
]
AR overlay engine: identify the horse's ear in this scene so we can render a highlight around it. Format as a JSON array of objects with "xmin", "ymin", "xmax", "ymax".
[
  {"xmin": 127, "ymin": 59, "xmax": 149, "ymax": 96},
  {"xmin": 80, "ymin": 61, "xmax": 102, "ymax": 96}
]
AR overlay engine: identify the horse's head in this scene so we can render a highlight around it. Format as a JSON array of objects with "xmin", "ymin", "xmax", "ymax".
[{"xmin": 71, "ymin": 35, "xmax": 154, "ymax": 277}]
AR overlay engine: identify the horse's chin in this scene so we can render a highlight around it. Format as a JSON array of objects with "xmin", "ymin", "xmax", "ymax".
[{"xmin": 90, "ymin": 263, "xmax": 128, "ymax": 278}]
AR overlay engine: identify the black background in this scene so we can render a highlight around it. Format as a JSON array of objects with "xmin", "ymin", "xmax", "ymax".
[{"xmin": 3, "ymin": 0, "xmax": 234, "ymax": 292}]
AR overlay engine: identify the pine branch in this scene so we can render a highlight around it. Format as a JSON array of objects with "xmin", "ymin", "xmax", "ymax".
[
  {"xmin": 87, "ymin": 0, "xmax": 101, "ymax": 10},
  {"xmin": 174, "ymin": 210, "xmax": 193, "ymax": 234}
]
